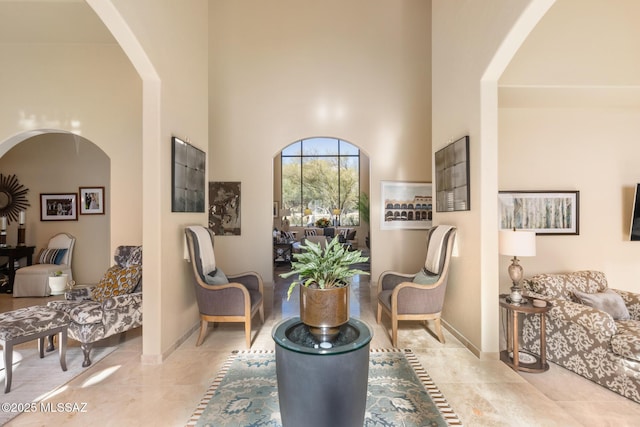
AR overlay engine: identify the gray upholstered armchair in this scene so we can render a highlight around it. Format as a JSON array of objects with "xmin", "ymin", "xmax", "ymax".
[
  {"xmin": 377, "ymin": 225, "xmax": 456, "ymax": 347},
  {"xmin": 185, "ymin": 226, "xmax": 264, "ymax": 348},
  {"xmin": 47, "ymin": 245, "xmax": 142, "ymax": 367}
]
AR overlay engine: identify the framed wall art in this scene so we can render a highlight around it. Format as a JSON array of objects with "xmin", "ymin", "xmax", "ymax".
[
  {"xmin": 79, "ymin": 186, "xmax": 105, "ymax": 215},
  {"xmin": 380, "ymin": 181, "xmax": 432, "ymax": 230},
  {"xmin": 498, "ymin": 191, "xmax": 580, "ymax": 235},
  {"xmin": 435, "ymin": 136, "xmax": 470, "ymax": 212},
  {"xmin": 172, "ymin": 136, "xmax": 206, "ymax": 213},
  {"xmin": 40, "ymin": 193, "xmax": 78, "ymax": 221},
  {"xmin": 209, "ymin": 181, "xmax": 241, "ymax": 235}
]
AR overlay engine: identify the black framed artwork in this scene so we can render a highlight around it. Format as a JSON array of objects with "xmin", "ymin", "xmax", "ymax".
[
  {"xmin": 435, "ymin": 136, "xmax": 470, "ymax": 212},
  {"xmin": 171, "ymin": 136, "xmax": 206, "ymax": 213}
]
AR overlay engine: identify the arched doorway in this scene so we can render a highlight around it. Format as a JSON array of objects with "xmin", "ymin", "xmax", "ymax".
[{"xmin": 0, "ymin": 130, "xmax": 111, "ymax": 284}]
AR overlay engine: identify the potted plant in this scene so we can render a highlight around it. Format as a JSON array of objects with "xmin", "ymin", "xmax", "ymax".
[
  {"xmin": 274, "ymin": 237, "xmax": 372, "ymax": 427},
  {"xmin": 357, "ymin": 191, "xmax": 370, "ymax": 248},
  {"xmin": 48, "ymin": 270, "xmax": 68, "ymax": 296},
  {"xmin": 314, "ymin": 217, "xmax": 331, "ymax": 228},
  {"xmin": 280, "ymin": 237, "xmax": 369, "ymax": 341}
]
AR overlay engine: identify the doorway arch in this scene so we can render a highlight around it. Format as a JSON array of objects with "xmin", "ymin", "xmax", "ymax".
[{"xmin": 0, "ymin": 130, "xmax": 111, "ymax": 283}]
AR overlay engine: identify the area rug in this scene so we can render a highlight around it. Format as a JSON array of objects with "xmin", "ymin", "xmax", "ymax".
[
  {"xmin": 0, "ymin": 346, "xmax": 116, "ymax": 425},
  {"xmin": 187, "ymin": 348, "xmax": 462, "ymax": 427}
]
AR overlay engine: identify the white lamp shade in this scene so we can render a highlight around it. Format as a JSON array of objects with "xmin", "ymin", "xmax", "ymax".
[{"xmin": 499, "ymin": 229, "xmax": 536, "ymax": 257}]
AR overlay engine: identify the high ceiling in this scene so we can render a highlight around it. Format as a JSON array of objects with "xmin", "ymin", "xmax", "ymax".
[{"xmin": 0, "ymin": 0, "xmax": 115, "ymax": 44}]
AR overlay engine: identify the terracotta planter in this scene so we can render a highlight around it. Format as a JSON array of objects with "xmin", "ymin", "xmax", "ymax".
[{"xmin": 299, "ymin": 284, "xmax": 349, "ymax": 342}]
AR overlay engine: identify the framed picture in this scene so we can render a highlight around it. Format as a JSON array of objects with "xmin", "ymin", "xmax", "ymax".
[
  {"xmin": 40, "ymin": 193, "xmax": 78, "ymax": 221},
  {"xmin": 498, "ymin": 191, "xmax": 580, "ymax": 235},
  {"xmin": 172, "ymin": 136, "xmax": 206, "ymax": 213},
  {"xmin": 209, "ymin": 182, "xmax": 241, "ymax": 235},
  {"xmin": 381, "ymin": 181, "xmax": 432, "ymax": 230},
  {"xmin": 435, "ymin": 136, "xmax": 470, "ymax": 212},
  {"xmin": 79, "ymin": 186, "xmax": 105, "ymax": 215}
]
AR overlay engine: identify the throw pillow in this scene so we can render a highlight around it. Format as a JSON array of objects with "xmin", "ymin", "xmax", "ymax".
[
  {"xmin": 37, "ymin": 248, "xmax": 68, "ymax": 265},
  {"xmin": 205, "ymin": 268, "xmax": 229, "ymax": 285},
  {"xmin": 573, "ymin": 289, "xmax": 631, "ymax": 320},
  {"xmin": 91, "ymin": 265, "xmax": 142, "ymax": 303},
  {"xmin": 412, "ymin": 269, "xmax": 441, "ymax": 285}
]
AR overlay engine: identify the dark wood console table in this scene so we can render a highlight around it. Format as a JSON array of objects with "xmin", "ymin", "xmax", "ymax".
[{"xmin": 0, "ymin": 246, "xmax": 36, "ymax": 293}]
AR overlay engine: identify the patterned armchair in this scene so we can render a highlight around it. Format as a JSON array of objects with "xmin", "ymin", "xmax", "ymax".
[
  {"xmin": 522, "ymin": 270, "xmax": 640, "ymax": 403},
  {"xmin": 47, "ymin": 246, "xmax": 142, "ymax": 367}
]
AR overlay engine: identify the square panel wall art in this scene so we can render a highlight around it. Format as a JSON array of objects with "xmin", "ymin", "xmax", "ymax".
[
  {"xmin": 498, "ymin": 191, "xmax": 580, "ymax": 235},
  {"xmin": 435, "ymin": 136, "xmax": 470, "ymax": 212},
  {"xmin": 171, "ymin": 136, "xmax": 206, "ymax": 213},
  {"xmin": 209, "ymin": 181, "xmax": 241, "ymax": 236}
]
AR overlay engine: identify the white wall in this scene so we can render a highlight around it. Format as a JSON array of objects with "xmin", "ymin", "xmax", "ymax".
[{"xmin": 209, "ymin": 0, "xmax": 432, "ymax": 284}]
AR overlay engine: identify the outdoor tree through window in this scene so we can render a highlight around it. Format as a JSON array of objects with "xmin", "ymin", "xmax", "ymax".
[{"xmin": 281, "ymin": 138, "xmax": 360, "ymax": 227}]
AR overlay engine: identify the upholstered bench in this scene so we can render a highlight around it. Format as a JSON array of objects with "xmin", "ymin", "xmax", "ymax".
[{"xmin": 0, "ymin": 305, "xmax": 70, "ymax": 393}]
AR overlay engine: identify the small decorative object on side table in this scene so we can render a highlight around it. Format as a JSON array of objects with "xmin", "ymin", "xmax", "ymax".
[{"xmin": 499, "ymin": 295, "xmax": 550, "ymax": 373}]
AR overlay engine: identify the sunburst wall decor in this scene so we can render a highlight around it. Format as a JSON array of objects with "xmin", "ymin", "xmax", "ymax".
[{"xmin": 0, "ymin": 174, "xmax": 30, "ymax": 224}]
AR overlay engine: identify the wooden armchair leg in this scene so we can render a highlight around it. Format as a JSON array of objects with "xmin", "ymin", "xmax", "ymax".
[
  {"xmin": 376, "ymin": 303, "xmax": 382, "ymax": 323},
  {"xmin": 245, "ymin": 319, "xmax": 252, "ymax": 349},
  {"xmin": 196, "ymin": 318, "xmax": 208, "ymax": 346},
  {"xmin": 391, "ymin": 316, "xmax": 398, "ymax": 348},
  {"xmin": 434, "ymin": 318, "xmax": 445, "ymax": 344}
]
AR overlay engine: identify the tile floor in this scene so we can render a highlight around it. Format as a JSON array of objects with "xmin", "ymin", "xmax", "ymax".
[{"xmin": 1, "ymin": 272, "xmax": 639, "ymax": 426}]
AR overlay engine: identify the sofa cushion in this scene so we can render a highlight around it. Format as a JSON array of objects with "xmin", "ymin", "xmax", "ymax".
[
  {"xmin": 574, "ymin": 289, "xmax": 631, "ymax": 321},
  {"xmin": 48, "ymin": 300, "xmax": 103, "ymax": 325},
  {"xmin": 37, "ymin": 248, "xmax": 68, "ymax": 265},
  {"xmin": 611, "ymin": 320, "xmax": 640, "ymax": 362},
  {"xmin": 91, "ymin": 265, "xmax": 142, "ymax": 303}
]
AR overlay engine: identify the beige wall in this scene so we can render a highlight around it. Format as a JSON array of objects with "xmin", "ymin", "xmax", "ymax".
[
  {"xmin": 0, "ymin": 134, "xmax": 110, "ymax": 283},
  {"xmin": 100, "ymin": 0, "xmax": 209, "ymax": 361},
  {"xmin": 0, "ymin": 42, "xmax": 141, "ymax": 271},
  {"xmin": 209, "ymin": 0, "xmax": 432, "ymax": 284},
  {"xmin": 498, "ymin": 0, "xmax": 640, "ymax": 293},
  {"xmin": 432, "ymin": 0, "xmax": 550, "ymax": 355}
]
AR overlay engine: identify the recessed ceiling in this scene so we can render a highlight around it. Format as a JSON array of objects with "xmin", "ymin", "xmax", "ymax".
[{"xmin": 0, "ymin": 0, "xmax": 116, "ymax": 44}]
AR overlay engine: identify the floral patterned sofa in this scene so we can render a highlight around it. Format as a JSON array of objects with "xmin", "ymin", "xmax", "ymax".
[
  {"xmin": 521, "ymin": 270, "xmax": 640, "ymax": 403},
  {"xmin": 47, "ymin": 245, "xmax": 142, "ymax": 367}
]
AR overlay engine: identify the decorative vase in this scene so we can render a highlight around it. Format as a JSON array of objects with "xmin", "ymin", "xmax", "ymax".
[
  {"xmin": 299, "ymin": 284, "xmax": 349, "ymax": 342},
  {"xmin": 48, "ymin": 274, "xmax": 68, "ymax": 296}
]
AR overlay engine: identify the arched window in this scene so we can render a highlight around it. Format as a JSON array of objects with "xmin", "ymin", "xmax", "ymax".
[{"xmin": 281, "ymin": 137, "xmax": 360, "ymax": 226}]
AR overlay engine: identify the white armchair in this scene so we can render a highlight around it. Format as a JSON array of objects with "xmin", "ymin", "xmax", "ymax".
[{"xmin": 13, "ymin": 233, "xmax": 75, "ymax": 297}]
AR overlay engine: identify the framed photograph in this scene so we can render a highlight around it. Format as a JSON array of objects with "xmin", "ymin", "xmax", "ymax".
[
  {"xmin": 209, "ymin": 182, "xmax": 241, "ymax": 235},
  {"xmin": 498, "ymin": 191, "xmax": 580, "ymax": 235},
  {"xmin": 435, "ymin": 136, "xmax": 470, "ymax": 212},
  {"xmin": 79, "ymin": 186, "xmax": 105, "ymax": 215},
  {"xmin": 172, "ymin": 136, "xmax": 206, "ymax": 213},
  {"xmin": 381, "ymin": 181, "xmax": 432, "ymax": 230},
  {"xmin": 40, "ymin": 193, "xmax": 78, "ymax": 221}
]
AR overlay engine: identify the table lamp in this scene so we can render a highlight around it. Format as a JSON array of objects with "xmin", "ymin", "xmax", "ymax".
[
  {"xmin": 332, "ymin": 208, "xmax": 340, "ymax": 226},
  {"xmin": 17, "ymin": 211, "xmax": 26, "ymax": 247},
  {"xmin": 499, "ymin": 228, "xmax": 536, "ymax": 303},
  {"xmin": 0, "ymin": 216, "xmax": 6, "ymax": 247}
]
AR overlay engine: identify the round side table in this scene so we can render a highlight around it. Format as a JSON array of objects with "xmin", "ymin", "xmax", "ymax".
[{"xmin": 499, "ymin": 296, "xmax": 550, "ymax": 373}]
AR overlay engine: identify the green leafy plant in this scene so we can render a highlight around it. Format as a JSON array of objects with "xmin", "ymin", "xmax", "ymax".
[
  {"xmin": 357, "ymin": 192, "xmax": 370, "ymax": 224},
  {"xmin": 280, "ymin": 237, "xmax": 369, "ymax": 299},
  {"xmin": 53, "ymin": 270, "xmax": 63, "ymax": 277}
]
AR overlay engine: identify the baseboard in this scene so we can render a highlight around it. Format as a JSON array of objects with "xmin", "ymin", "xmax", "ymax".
[
  {"xmin": 140, "ymin": 321, "xmax": 200, "ymax": 364},
  {"xmin": 441, "ymin": 319, "xmax": 498, "ymax": 360}
]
